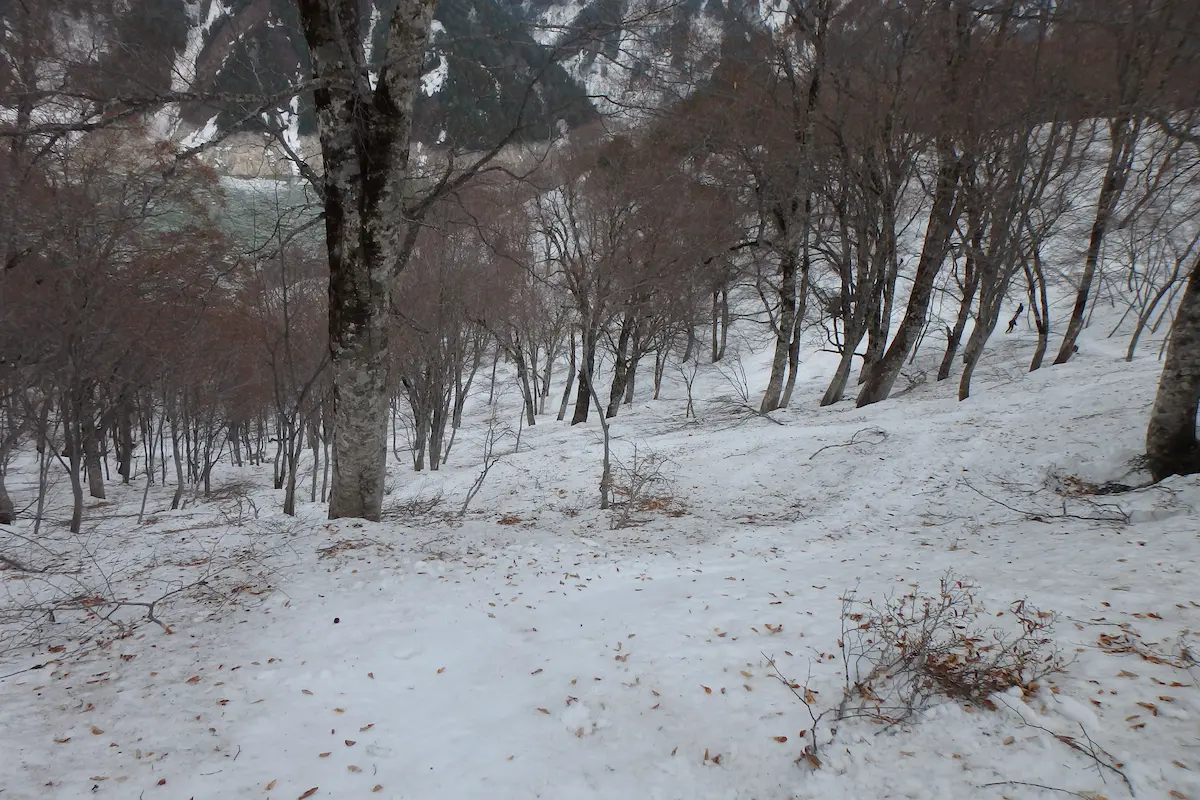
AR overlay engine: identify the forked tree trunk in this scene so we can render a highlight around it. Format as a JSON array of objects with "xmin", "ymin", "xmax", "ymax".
[
  {"xmin": 297, "ymin": 0, "xmax": 437, "ymax": 521},
  {"xmin": 938, "ymin": 213, "xmax": 983, "ymax": 381},
  {"xmin": 1146, "ymin": 258, "xmax": 1200, "ymax": 482},
  {"xmin": 821, "ymin": 320, "xmax": 866, "ymax": 407},
  {"xmin": 762, "ymin": 247, "xmax": 799, "ymax": 413},
  {"xmin": 858, "ymin": 148, "xmax": 961, "ymax": 407},
  {"xmin": 1025, "ymin": 252, "xmax": 1051, "ymax": 372}
]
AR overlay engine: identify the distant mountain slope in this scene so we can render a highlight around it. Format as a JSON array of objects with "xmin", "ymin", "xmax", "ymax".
[{"xmin": 124, "ymin": 0, "xmax": 599, "ymax": 149}]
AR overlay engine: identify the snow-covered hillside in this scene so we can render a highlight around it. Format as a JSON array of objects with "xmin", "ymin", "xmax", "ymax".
[{"xmin": 1, "ymin": 314, "xmax": 1197, "ymax": 800}]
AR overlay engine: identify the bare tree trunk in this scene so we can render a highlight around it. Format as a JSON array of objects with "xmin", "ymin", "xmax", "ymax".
[
  {"xmin": 283, "ymin": 424, "xmax": 304, "ymax": 516},
  {"xmin": 1055, "ymin": 117, "xmax": 1140, "ymax": 364},
  {"xmin": 513, "ymin": 349, "xmax": 537, "ymax": 428},
  {"xmin": 624, "ymin": 352, "xmax": 640, "ymax": 405},
  {"xmin": 606, "ymin": 316, "xmax": 634, "ymax": 418},
  {"xmin": 539, "ymin": 343, "xmax": 554, "ymax": 415},
  {"xmin": 429, "ymin": 400, "xmax": 449, "ymax": 469},
  {"xmin": 81, "ymin": 404, "xmax": 105, "ymax": 500},
  {"xmin": 558, "ymin": 329, "xmax": 576, "ymax": 421},
  {"xmin": 230, "ymin": 420, "xmax": 243, "ymax": 467},
  {"xmin": 1146, "ymin": 258, "xmax": 1200, "ymax": 481},
  {"xmin": 412, "ymin": 406, "xmax": 429, "ymax": 472},
  {"xmin": 310, "ymin": 421, "xmax": 320, "ymax": 503},
  {"xmin": 453, "ymin": 337, "xmax": 482, "ymax": 428},
  {"xmin": 572, "ymin": 326, "xmax": 598, "ymax": 425},
  {"xmin": 821, "ymin": 320, "xmax": 867, "ymax": 407},
  {"xmin": 712, "ymin": 288, "xmax": 730, "ymax": 362},
  {"xmin": 169, "ymin": 400, "xmax": 185, "ymax": 511},
  {"xmin": 321, "ymin": 415, "xmax": 332, "ymax": 503},
  {"xmin": 858, "ymin": 148, "xmax": 961, "ymax": 406},
  {"xmin": 0, "ymin": 471, "xmax": 13, "ymax": 525},
  {"xmin": 487, "ymin": 343, "xmax": 501, "ymax": 406},
  {"xmin": 116, "ymin": 401, "xmax": 134, "ymax": 483},
  {"xmin": 61, "ymin": 401, "xmax": 85, "ymax": 533},
  {"xmin": 1127, "ymin": 261, "xmax": 1187, "ymax": 361}
]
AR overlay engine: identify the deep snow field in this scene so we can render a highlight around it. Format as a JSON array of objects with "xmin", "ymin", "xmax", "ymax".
[{"xmin": 1, "ymin": 321, "xmax": 1198, "ymax": 800}]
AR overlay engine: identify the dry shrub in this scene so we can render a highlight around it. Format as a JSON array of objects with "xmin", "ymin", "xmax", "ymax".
[
  {"xmin": 609, "ymin": 446, "xmax": 681, "ymax": 529},
  {"xmin": 496, "ymin": 513, "xmax": 522, "ymax": 525},
  {"xmin": 838, "ymin": 573, "xmax": 1062, "ymax": 724},
  {"xmin": 383, "ymin": 489, "xmax": 445, "ymax": 520}
]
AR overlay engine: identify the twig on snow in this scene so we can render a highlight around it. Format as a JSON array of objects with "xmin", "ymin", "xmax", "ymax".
[
  {"xmin": 981, "ymin": 781, "xmax": 1089, "ymax": 798},
  {"xmin": 998, "ymin": 697, "xmax": 1134, "ymax": 797},
  {"xmin": 763, "ymin": 651, "xmax": 826, "ymax": 768},
  {"xmin": 808, "ymin": 427, "xmax": 888, "ymax": 461},
  {"xmin": 961, "ymin": 479, "xmax": 1129, "ymax": 525}
]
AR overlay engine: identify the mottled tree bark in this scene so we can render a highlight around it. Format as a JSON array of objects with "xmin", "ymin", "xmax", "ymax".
[
  {"xmin": 296, "ymin": 0, "xmax": 436, "ymax": 520},
  {"xmin": 1146, "ymin": 258, "xmax": 1200, "ymax": 481}
]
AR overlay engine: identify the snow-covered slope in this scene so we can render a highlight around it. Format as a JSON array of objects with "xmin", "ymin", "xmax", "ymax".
[{"xmin": 1, "ymin": 312, "xmax": 1197, "ymax": 799}]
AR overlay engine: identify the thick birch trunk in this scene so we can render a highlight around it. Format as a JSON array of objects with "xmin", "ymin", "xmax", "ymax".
[
  {"xmin": 297, "ymin": 0, "xmax": 437, "ymax": 521},
  {"xmin": 1146, "ymin": 258, "xmax": 1200, "ymax": 481}
]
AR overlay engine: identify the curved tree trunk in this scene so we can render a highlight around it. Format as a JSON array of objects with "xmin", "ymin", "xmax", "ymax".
[
  {"xmin": 1146, "ymin": 258, "xmax": 1200, "ymax": 482},
  {"xmin": 1054, "ymin": 117, "xmax": 1140, "ymax": 365}
]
